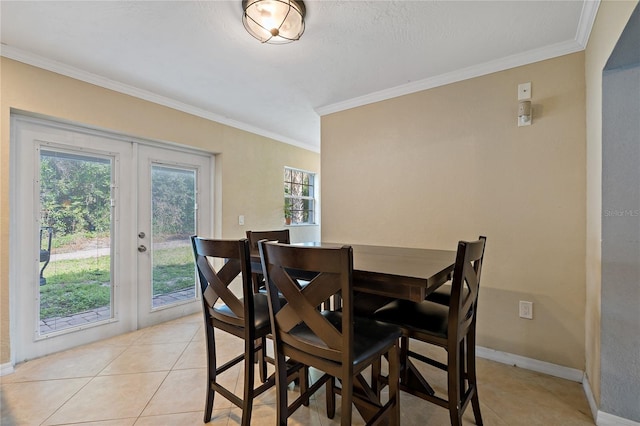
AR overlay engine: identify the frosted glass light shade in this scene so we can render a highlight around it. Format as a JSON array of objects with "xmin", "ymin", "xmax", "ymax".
[{"xmin": 242, "ymin": 0, "xmax": 306, "ymax": 44}]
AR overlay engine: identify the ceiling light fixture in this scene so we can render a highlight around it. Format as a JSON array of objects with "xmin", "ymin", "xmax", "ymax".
[{"xmin": 242, "ymin": 0, "xmax": 306, "ymax": 44}]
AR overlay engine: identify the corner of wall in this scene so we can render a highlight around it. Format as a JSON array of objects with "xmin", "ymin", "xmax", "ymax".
[
  {"xmin": 0, "ymin": 362, "xmax": 15, "ymax": 376},
  {"xmin": 583, "ymin": 372, "xmax": 599, "ymax": 423}
]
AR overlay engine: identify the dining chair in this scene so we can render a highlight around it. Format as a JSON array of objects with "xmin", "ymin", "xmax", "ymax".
[
  {"xmin": 424, "ymin": 235, "xmax": 484, "ymax": 306},
  {"xmin": 374, "ymin": 236, "xmax": 487, "ymax": 426},
  {"xmin": 246, "ymin": 229, "xmax": 290, "ymax": 292},
  {"xmin": 259, "ymin": 241, "xmax": 402, "ymax": 426},
  {"xmin": 191, "ymin": 237, "xmax": 305, "ymax": 425}
]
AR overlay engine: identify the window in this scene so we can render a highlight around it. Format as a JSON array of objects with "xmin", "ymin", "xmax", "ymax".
[{"xmin": 284, "ymin": 167, "xmax": 316, "ymax": 225}]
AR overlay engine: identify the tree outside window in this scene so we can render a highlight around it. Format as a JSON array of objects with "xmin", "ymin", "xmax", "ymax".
[{"xmin": 284, "ymin": 167, "xmax": 315, "ymax": 225}]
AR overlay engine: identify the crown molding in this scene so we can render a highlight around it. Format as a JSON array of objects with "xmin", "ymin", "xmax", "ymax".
[
  {"xmin": 316, "ymin": 38, "xmax": 585, "ymax": 116},
  {"xmin": 0, "ymin": 45, "xmax": 319, "ymax": 153},
  {"xmin": 317, "ymin": 1, "xmax": 600, "ymax": 117},
  {"xmin": 576, "ymin": 0, "xmax": 601, "ymax": 48}
]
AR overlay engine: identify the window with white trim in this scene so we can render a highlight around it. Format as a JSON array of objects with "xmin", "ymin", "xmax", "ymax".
[{"xmin": 284, "ymin": 167, "xmax": 315, "ymax": 225}]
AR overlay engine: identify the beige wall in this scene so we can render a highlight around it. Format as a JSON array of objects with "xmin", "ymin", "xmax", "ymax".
[
  {"xmin": 322, "ymin": 53, "xmax": 586, "ymax": 369},
  {"xmin": 584, "ymin": 0, "xmax": 638, "ymax": 405},
  {"xmin": 0, "ymin": 58, "xmax": 320, "ymax": 365}
]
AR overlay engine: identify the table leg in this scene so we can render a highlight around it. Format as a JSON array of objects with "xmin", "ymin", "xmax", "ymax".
[
  {"xmin": 378, "ymin": 337, "xmax": 436, "ymax": 398},
  {"xmin": 352, "ymin": 373, "xmax": 391, "ymax": 426},
  {"xmin": 399, "ymin": 335, "xmax": 435, "ymax": 396},
  {"xmin": 401, "ymin": 358, "xmax": 435, "ymax": 397}
]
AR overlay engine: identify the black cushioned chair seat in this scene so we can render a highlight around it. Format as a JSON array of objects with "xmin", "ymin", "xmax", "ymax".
[
  {"xmin": 353, "ymin": 292, "xmax": 395, "ymax": 316},
  {"xmin": 374, "ymin": 299, "xmax": 449, "ymax": 339},
  {"xmin": 288, "ymin": 311, "xmax": 402, "ymax": 366},
  {"xmin": 425, "ymin": 285, "xmax": 469, "ymax": 306},
  {"xmin": 214, "ymin": 293, "xmax": 272, "ymax": 332}
]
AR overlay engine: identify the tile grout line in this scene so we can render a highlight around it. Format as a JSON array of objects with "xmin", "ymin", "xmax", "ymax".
[
  {"xmin": 134, "ymin": 323, "xmax": 200, "ymax": 423},
  {"xmin": 38, "ymin": 376, "xmax": 95, "ymax": 426}
]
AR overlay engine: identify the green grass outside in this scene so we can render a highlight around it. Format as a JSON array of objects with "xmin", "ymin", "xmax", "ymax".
[
  {"xmin": 152, "ymin": 245, "xmax": 195, "ymax": 296},
  {"xmin": 40, "ymin": 245, "xmax": 195, "ymax": 319},
  {"xmin": 42, "ymin": 231, "xmax": 110, "ymax": 252}
]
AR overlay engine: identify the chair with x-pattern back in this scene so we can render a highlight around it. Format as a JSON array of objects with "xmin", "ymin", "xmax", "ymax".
[
  {"xmin": 259, "ymin": 241, "xmax": 402, "ymax": 426},
  {"xmin": 374, "ymin": 236, "xmax": 487, "ymax": 426},
  {"xmin": 246, "ymin": 229, "xmax": 291, "ymax": 292},
  {"xmin": 191, "ymin": 236, "xmax": 305, "ymax": 425}
]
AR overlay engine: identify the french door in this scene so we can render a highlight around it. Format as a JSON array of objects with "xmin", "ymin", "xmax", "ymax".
[
  {"xmin": 10, "ymin": 115, "xmax": 212, "ymax": 362},
  {"xmin": 136, "ymin": 145, "xmax": 211, "ymax": 328}
]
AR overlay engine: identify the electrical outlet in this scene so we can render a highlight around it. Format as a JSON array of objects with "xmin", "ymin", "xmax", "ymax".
[
  {"xmin": 519, "ymin": 301, "xmax": 533, "ymax": 319},
  {"xmin": 238, "ymin": 215, "xmax": 245, "ymax": 225}
]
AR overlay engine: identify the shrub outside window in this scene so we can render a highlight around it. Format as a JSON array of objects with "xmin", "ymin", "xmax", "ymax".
[{"xmin": 284, "ymin": 167, "xmax": 315, "ymax": 225}]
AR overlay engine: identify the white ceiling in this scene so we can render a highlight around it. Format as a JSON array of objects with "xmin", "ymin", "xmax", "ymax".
[{"xmin": 1, "ymin": 1, "xmax": 598, "ymax": 152}]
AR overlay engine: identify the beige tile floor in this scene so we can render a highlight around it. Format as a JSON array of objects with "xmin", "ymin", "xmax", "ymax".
[{"xmin": 1, "ymin": 314, "xmax": 595, "ymax": 425}]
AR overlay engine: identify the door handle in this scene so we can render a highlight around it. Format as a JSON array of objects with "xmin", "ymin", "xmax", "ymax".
[{"xmin": 138, "ymin": 245, "xmax": 147, "ymax": 253}]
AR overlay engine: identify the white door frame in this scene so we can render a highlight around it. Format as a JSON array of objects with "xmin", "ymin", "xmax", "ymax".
[{"xmin": 9, "ymin": 113, "xmax": 214, "ymax": 364}]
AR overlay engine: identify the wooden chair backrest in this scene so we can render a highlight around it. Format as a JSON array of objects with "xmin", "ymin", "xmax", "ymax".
[
  {"xmin": 448, "ymin": 236, "xmax": 487, "ymax": 341},
  {"xmin": 246, "ymin": 230, "xmax": 290, "ymax": 253},
  {"xmin": 259, "ymin": 241, "xmax": 353, "ymax": 363},
  {"xmin": 191, "ymin": 237, "xmax": 253, "ymax": 327}
]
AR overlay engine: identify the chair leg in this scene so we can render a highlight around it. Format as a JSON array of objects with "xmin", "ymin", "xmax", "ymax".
[
  {"xmin": 241, "ymin": 336, "xmax": 256, "ymax": 426},
  {"xmin": 371, "ymin": 356, "xmax": 382, "ymax": 397},
  {"xmin": 471, "ymin": 384, "xmax": 483, "ymax": 426},
  {"xmin": 467, "ymin": 329, "xmax": 483, "ymax": 426},
  {"xmin": 275, "ymin": 352, "xmax": 289, "ymax": 426},
  {"xmin": 341, "ymin": 375, "xmax": 353, "ymax": 426},
  {"xmin": 388, "ymin": 343, "xmax": 401, "ymax": 426},
  {"xmin": 326, "ymin": 376, "xmax": 336, "ymax": 419},
  {"xmin": 258, "ymin": 336, "xmax": 268, "ymax": 383},
  {"xmin": 447, "ymin": 342, "xmax": 463, "ymax": 426},
  {"xmin": 400, "ymin": 336, "xmax": 410, "ymax": 384},
  {"xmin": 204, "ymin": 324, "xmax": 215, "ymax": 423},
  {"xmin": 301, "ymin": 366, "xmax": 310, "ymax": 406}
]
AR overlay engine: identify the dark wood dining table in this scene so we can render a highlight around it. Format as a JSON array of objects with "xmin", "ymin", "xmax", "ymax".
[
  {"xmin": 250, "ymin": 241, "xmax": 457, "ymax": 422},
  {"xmin": 250, "ymin": 241, "xmax": 456, "ymax": 302}
]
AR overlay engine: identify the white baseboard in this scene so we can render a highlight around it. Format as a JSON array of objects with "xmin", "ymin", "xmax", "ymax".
[
  {"xmin": 476, "ymin": 346, "xmax": 584, "ymax": 382},
  {"xmin": 584, "ymin": 377, "xmax": 640, "ymax": 426},
  {"xmin": 477, "ymin": 349, "xmax": 639, "ymax": 426},
  {"xmin": 597, "ymin": 411, "xmax": 640, "ymax": 426},
  {"xmin": 0, "ymin": 362, "xmax": 15, "ymax": 376},
  {"xmin": 582, "ymin": 374, "xmax": 599, "ymax": 422}
]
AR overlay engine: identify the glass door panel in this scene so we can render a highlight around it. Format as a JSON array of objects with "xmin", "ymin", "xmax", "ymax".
[
  {"xmin": 151, "ymin": 165, "xmax": 196, "ymax": 308},
  {"xmin": 38, "ymin": 149, "xmax": 114, "ymax": 334}
]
